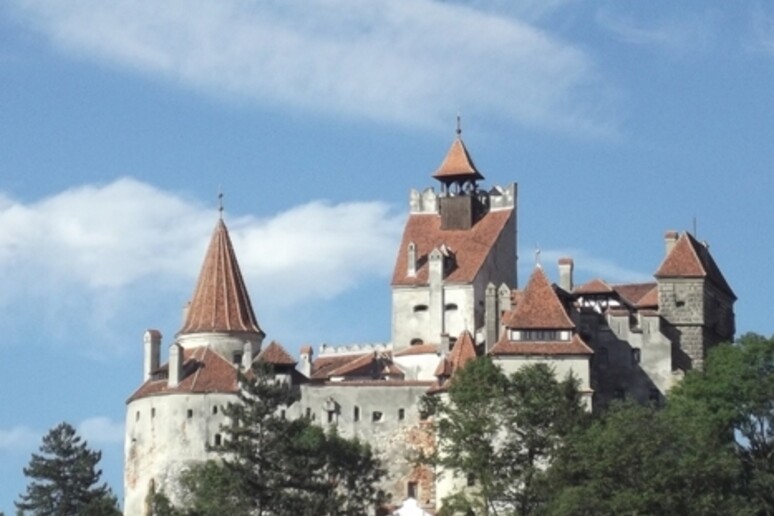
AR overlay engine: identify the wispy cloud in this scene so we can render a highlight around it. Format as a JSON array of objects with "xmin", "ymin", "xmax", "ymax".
[
  {"xmin": 596, "ymin": 8, "xmax": 716, "ymax": 55},
  {"xmin": 0, "ymin": 426, "xmax": 41, "ymax": 452},
  {"xmin": 0, "ymin": 178, "xmax": 403, "ymax": 353},
  {"xmin": 78, "ymin": 417, "xmax": 124, "ymax": 445},
  {"xmin": 6, "ymin": 0, "xmax": 614, "ymax": 134},
  {"xmin": 536, "ymin": 249, "xmax": 651, "ymax": 285}
]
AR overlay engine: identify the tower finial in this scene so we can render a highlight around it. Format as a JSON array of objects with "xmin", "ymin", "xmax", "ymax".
[
  {"xmin": 218, "ymin": 186, "xmax": 224, "ymax": 219},
  {"xmin": 456, "ymin": 113, "xmax": 462, "ymax": 136},
  {"xmin": 535, "ymin": 244, "xmax": 542, "ymax": 269}
]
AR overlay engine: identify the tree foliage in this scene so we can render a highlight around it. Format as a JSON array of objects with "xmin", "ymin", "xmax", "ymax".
[
  {"xmin": 15, "ymin": 422, "xmax": 120, "ymax": 516},
  {"xmin": 422, "ymin": 358, "xmax": 585, "ymax": 515},
  {"xmin": 171, "ymin": 363, "xmax": 385, "ymax": 516}
]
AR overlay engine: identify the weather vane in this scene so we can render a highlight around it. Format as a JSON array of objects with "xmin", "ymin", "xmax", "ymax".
[
  {"xmin": 456, "ymin": 113, "xmax": 462, "ymax": 136},
  {"xmin": 535, "ymin": 245, "xmax": 542, "ymax": 268},
  {"xmin": 218, "ymin": 186, "xmax": 224, "ymax": 219}
]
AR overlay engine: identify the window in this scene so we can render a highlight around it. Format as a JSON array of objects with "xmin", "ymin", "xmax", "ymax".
[
  {"xmin": 305, "ymin": 407, "xmax": 312, "ymax": 419},
  {"xmin": 214, "ymin": 434, "xmax": 222, "ymax": 446},
  {"xmin": 398, "ymin": 408, "xmax": 405, "ymax": 421},
  {"xmin": 327, "ymin": 411, "xmax": 335, "ymax": 424},
  {"xmin": 467, "ymin": 473, "xmax": 476, "ymax": 487},
  {"xmin": 233, "ymin": 352, "xmax": 243, "ymax": 365},
  {"xmin": 410, "ymin": 338, "xmax": 424, "ymax": 346},
  {"xmin": 280, "ymin": 409, "xmax": 286, "ymax": 420},
  {"xmin": 444, "ymin": 303, "xmax": 458, "ymax": 311},
  {"xmin": 135, "ymin": 411, "xmax": 140, "ymax": 422},
  {"xmin": 354, "ymin": 406, "xmax": 360, "ymax": 422},
  {"xmin": 407, "ymin": 481, "xmax": 418, "ymax": 499},
  {"xmin": 187, "ymin": 409, "xmax": 193, "ymax": 419},
  {"xmin": 631, "ymin": 348, "xmax": 641, "ymax": 365},
  {"xmin": 372, "ymin": 411, "xmax": 383, "ymax": 422},
  {"xmin": 151, "ymin": 408, "xmax": 156, "ymax": 418},
  {"xmin": 520, "ymin": 330, "xmax": 562, "ymax": 341},
  {"xmin": 413, "ymin": 304, "xmax": 428, "ymax": 313},
  {"xmin": 212, "ymin": 406, "xmax": 218, "ymax": 415}
]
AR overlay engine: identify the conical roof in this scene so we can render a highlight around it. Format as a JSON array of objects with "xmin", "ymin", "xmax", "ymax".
[
  {"xmin": 178, "ymin": 219, "xmax": 262, "ymax": 335},
  {"xmin": 432, "ymin": 137, "xmax": 484, "ymax": 182},
  {"xmin": 504, "ymin": 267, "xmax": 575, "ymax": 330}
]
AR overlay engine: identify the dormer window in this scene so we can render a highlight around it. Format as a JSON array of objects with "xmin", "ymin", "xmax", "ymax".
[{"xmin": 509, "ymin": 329, "xmax": 570, "ymax": 341}]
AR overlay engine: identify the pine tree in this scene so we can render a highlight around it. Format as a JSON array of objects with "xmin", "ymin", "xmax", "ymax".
[{"xmin": 15, "ymin": 422, "xmax": 120, "ymax": 516}]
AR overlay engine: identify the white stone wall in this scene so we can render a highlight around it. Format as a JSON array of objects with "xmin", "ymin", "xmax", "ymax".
[{"xmin": 124, "ymin": 392, "xmax": 237, "ymax": 515}]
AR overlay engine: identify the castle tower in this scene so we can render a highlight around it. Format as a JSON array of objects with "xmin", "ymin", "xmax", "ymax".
[
  {"xmin": 655, "ymin": 231, "xmax": 736, "ymax": 370},
  {"xmin": 124, "ymin": 217, "xmax": 266, "ymax": 515},
  {"xmin": 391, "ymin": 127, "xmax": 518, "ymax": 352}
]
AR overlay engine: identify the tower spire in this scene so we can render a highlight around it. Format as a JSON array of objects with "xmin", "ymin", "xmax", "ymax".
[{"xmin": 178, "ymin": 219, "xmax": 262, "ymax": 336}]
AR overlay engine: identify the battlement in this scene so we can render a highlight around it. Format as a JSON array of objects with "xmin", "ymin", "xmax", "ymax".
[
  {"xmin": 318, "ymin": 342, "xmax": 392, "ymax": 356},
  {"xmin": 409, "ymin": 183, "xmax": 516, "ymax": 214}
]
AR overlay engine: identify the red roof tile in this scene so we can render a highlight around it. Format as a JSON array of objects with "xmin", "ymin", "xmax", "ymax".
[
  {"xmin": 634, "ymin": 285, "xmax": 658, "ymax": 308},
  {"xmin": 179, "ymin": 220, "xmax": 263, "ymax": 335},
  {"xmin": 432, "ymin": 137, "xmax": 484, "ymax": 182},
  {"xmin": 574, "ymin": 278, "xmax": 614, "ymax": 295},
  {"xmin": 127, "ymin": 347, "xmax": 239, "ymax": 402},
  {"xmin": 654, "ymin": 232, "xmax": 736, "ymax": 299},
  {"xmin": 504, "ymin": 267, "xmax": 574, "ymax": 330},
  {"xmin": 328, "ymin": 352, "xmax": 379, "ymax": 377},
  {"xmin": 613, "ymin": 282, "xmax": 657, "ymax": 307},
  {"xmin": 489, "ymin": 334, "xmax": 593, "ymax": 356},
  {"xmin": 392, "ymin": 209, "xmax": 514, "ymax": 286},
  {"xmin": 309, "ymin": 353, "xmax": 369, "ymax": 380},
  {"xmin": 257, "ymin": 341, "xmax": 296, "ymax": 366},
  {"xmin": 448, "ymin": 330, "xmax": 477, "ymax": 372},
  {"xmin": 434, "ymin": 358, "xmax": 452, "ymax": 377},
  {"xmin": 394, "ymin": 343, "xmax": 440, "ymax": 356}
]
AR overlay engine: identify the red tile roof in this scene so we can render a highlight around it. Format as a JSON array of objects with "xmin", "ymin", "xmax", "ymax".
[
  {"xmin": 448, "ymin": 330, "xmax": 477, "ymax": 372},
  {"xmin": 613, "ymin": 282, "xmax": 657, "ymax": 307},
  {"xmin": 489, "ymin": 334, "xmax": 593, "ymax": 356},
  {"xmin": 178, "ymin": 219, "xmax": 263, "ymax": 335},
  {"xmin": 574, "ymin": 278, "xmax": 614, "ymax": 295},
  {"xmin": 392, "ymin": 209, "xmax": 514, "ymax": 286},
  {"xmin": 634, "ymin": 285, "xmax": 658, "ymax": 308},
  {"xmin": 127, "ymin": 347, "xmax": 239, "ymax": 402},
  {"xmin": 432, "ymin": 137, "xmax": 484, "ymax": 182},
  {"xmin": 654, "ymin": 232, "xmax": 735, "ymax": 299},
  {"xmin": 309, "ymin": 353, "xmax": 369, "ymax": 380},
  {"xmin": 257, "ymin": 341, "xmax": 296, "ymax": 366},
  {"xmin": 328, "ymin": 352, "xmax": 379, "ymax": 377},
  {"xmin": 504, "ymin": 267, "xmax": 575, "ymax": 330},
  {"xmin": 434, "ymin": 358, "xmax": 452, "ymax": 377},
  {"xmin": 394, "ymin": 343, "xmax": 440, "ymax": 356}
]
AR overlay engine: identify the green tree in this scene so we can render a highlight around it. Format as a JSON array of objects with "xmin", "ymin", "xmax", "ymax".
[
  {"xmin": 175, "ymin": 363, "xmax": 385, "ymax": 516},
  {"xmin": 669, "ymin": 333, "xmax": 774, "ymax": 515},
  {"xmin": 15, "ymin": 422, "xmax": 120, "ymax": 516},
  {"xmin": 423, "ymin": 358, "xmax": 584, "ymax": 515},
  {"xmin": 546, "ymin": 400, "xmax": 747, "ymax": 516}
]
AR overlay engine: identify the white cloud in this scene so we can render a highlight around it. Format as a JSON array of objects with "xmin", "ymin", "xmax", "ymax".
[
  {"xmin": 78, "ymin": 417, "xmax": 124, "ymax": 445},
  {"xmin": 7, "ymin": 0, "xmax": 614, "ymax": 134},
  {"xmin": 0, "ymin": 178, "xmax": 402, "ymax": 304},
  {"xmin": 537, "ymin": 249, "xmax": 651, "ymax": 285},
  {"xmin": 596, "ymin": 9, "xmax": 716, "ymax": 55},
  {"xmin": 0, "ymin": 426, "xmax": 41, "ymax": 452}
]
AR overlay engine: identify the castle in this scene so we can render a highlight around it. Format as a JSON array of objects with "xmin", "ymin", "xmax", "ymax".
[{"xmin": 124, "ymin": 131, "xmax": 736, "ymax": 514}]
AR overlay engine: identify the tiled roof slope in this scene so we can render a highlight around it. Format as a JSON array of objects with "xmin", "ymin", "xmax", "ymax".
[
  {"xmin": 394, "ymin": 343, "xmax": 440, "ymax": 356},
  {"xmin": 257, "ymin": 341, "xmax": 296, "ymax": 366},
  {"xmin": 179, "ymin": 219, "xmax": 263, "ymax": 335},
  {"xmin": 489, "ymin": 334, "xmax": 593, "ymax": 356},
  {"xmin": 655, "ymin": 232, "xmax": 736, "ymax": 299},
  {"xmin": 504, "ymin": 267, "xmax": 575, "ymax": 330},
  {"xmin": 128, "ymin": 347, "xmax": 239, "ymax": 402},
  {"xmin": 614, "ymin": 282, "xmax": 657, "ymax": 307},
  {"xmin": 448, "ymin": 331, "xmax": 477, "ymax": 372},
  {"xmin": 432, "ymin": 137, "xmax": 484, "ymax": 181},
  {"xmin": 392, "ymin": 209, "xmax": 514, "ymax": 286},
  {"xmin": 574, "ymin": 278, "xmax": 613, "ymax": 295}
]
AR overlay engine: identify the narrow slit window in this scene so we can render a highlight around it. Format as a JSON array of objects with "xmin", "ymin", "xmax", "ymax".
[{"xmin": 354, "ymin": 406, "xmax": 360, "ymax": 422}]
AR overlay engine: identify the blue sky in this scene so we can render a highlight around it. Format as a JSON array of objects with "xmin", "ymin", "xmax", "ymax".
[{"xmin": 1, "ymin": 0, "xmax": 774, "ymax": 510}]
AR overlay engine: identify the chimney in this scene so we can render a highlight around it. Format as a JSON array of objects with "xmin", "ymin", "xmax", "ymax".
[
  {"xmin": 299, "ymin": 345, "xmax": 313, "ymax": 378},
  {"xmin": 440, "ymin": 333, "xmax": 451, "ymax": 355},
  {"xmin": 143, "ymin": 329, "xmax": 162, "ymax": 382},
  {"xmin": 485, "ymin": 283, "xmax": 498, "ymax": 353},
  {"xmin": 241, "ymin": 341, "xmax": 253, "ymax": 370},
  {"xmin": 168, "ymin": 343, "xmax": 183, "ymax": 388},
  {"xmin": 665, "ymin": 230, "xmax": 679, "ymax": 256},
  {"xmin": 407, "ymin": 242, "xmax": 417, "ymax": 277},
  {"xmin": 558, "ymin": 257, "xmax": 574, "ymax": 292}
]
